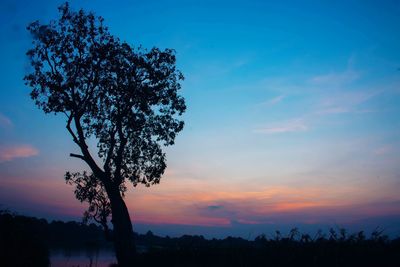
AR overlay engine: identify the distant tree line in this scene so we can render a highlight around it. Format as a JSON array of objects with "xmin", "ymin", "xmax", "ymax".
[
  {"xmin": 1, "ymin": 210, "xmax": 399, "ymax": 267},
  {"xmin": 0, "ymin": 210, "xmax": 49, "ymax": 267}
]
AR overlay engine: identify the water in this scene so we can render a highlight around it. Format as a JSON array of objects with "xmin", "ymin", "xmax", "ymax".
[{"xmin": 50, "ymin": 248, "xmax": 116, "ymax": 267}]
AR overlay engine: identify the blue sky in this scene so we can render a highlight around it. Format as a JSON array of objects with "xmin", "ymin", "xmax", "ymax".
[{"xmin": 0, "ymin": 0, "xmax": 400, "ymax": 238}]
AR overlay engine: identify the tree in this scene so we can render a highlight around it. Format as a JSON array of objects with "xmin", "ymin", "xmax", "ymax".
[{"xmin": 24, "ymin": 3, "xmax": 186, "ymax": 266}]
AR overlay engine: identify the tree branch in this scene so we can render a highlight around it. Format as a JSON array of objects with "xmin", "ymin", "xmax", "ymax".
[
  {"xmin": 66, "ymin": 113, "xmax": 80, "ymax": 145},
  {"xmin": 104, "ymin": 126, "xmax": 117, "ymax": 176},
  {"xmin": 73, "ymin": 114, "xmax": 106, "ymax": 183},
  {"xmin": 114, "ymin": 113, "xmax": 127, "ymax": 184},
  {"xmin": 70, "ymin": 153, "xmax": 85, "ymax": 160}
]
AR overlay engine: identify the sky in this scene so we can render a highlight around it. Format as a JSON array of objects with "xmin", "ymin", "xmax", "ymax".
[{"xmin": 0, "ymin": 0, "xmax": 400, "ymax": 238}]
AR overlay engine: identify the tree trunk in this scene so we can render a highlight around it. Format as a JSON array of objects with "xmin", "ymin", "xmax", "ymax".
[{"xmin": 107, "ymin": 185, "xmax": 136, "ymax": 267}]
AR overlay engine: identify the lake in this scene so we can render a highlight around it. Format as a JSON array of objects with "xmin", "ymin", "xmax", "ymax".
[{"xmin": 50, "ymin": 248, "xmax": 116, "ymax": 267}]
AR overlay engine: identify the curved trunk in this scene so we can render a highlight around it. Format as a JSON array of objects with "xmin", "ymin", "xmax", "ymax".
[{"xmin": 107, "ymin": 185, "xmax": 136, "ymax": 267}]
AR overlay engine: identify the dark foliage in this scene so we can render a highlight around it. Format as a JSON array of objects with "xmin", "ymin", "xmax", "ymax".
[
  {"xmin": 136, "ymin": 231, "xmax": 400, "ymax": 267},
  {"xmin": 0, "ymin": 210, "xmax": 49, "ymax": 267},
  {"xmin": 0, "ymin": 210, "xmax": 108, "ymax": 251},
  {"xmin": 24, "ymin": 2, "xmax": 185, "ymax": 190},
  {"xmin": 1, "ymin": 211, "xmax": 399, "ymax": 267}
]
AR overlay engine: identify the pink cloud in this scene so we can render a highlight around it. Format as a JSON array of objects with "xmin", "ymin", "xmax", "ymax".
[
  {"xmin": 124, "ymin": 171, "xmax": 400, "ymax": 227},
  {"xmin": 0, "ymin": 145, "xmax": 39, "ymax": 162}
]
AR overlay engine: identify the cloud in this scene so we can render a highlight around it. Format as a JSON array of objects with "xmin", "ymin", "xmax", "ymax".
[
  {"xmin": 317, "ymin": 107, "xmax": 350, "ymax": 115},
  {"xmin": 320, "ymin": 90, "xmax": 379, "ymax": 107},
  {"xmin": 310, "ymin": 70, "xmax": 360, "ymax": 85},
  {"xmin": 258, "ymin": 95, "xmax": 285, "ymax": 107},
  {"xmin": 316, "ymin": 89, "xmax": 382, "ymax": 116},
  {"xmin": 253, "ymin": 119, "xmax": 308, "ymax": 134},
  {"xmin": 310, "ymin": 55, "xmax": 361, "ymax": 86},
  {"xmin": 128, "ymin": 183, "xmax": 359, "ymax": 227},
  {"xmin": 0, "ymin": 113, "xmax": 12, "ymax": 128},
  {"xmin": 191, "ymin": 192, "xmax": 400, "ymax": 228},
  {"xmin": 0, "ymin": 145, "xmax": 39, "ymax": 162},
  {"xmin": 374, "ymin": 146, "xmax": 392, "ymax": 156},
  {"xmin": 207, "ymin": 205, "xmax": 223, "ymax": 211}
]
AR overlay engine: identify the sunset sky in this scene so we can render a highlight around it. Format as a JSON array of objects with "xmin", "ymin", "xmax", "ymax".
[{"xmin": 1, "ymin": 0, "xmax": 400, "ymax": 238}]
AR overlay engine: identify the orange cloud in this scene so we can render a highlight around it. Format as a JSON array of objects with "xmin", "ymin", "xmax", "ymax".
[
  {"xmin": 123, "ymin": 179, "xmax": 369, "ymax": 226},
  {"xmin": 125, "ymin": 168, "xmax": 400, "ymax": 226},
  {"xmin": 0, "ymin": 145, "xmax": 39, "ymax": 162}
]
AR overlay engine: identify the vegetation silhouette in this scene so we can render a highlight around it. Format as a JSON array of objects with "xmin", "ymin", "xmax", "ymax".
[
  {"xmin": 0, "ymin": 210, "xmax": 49, "ymax": 267},
  {"xmin": 24, "ymin": 2, "xmax": 185, "ymax": 266},
  {"xmin": 1, "ymin": 211, "xmax": 399, "ymax": 267}
]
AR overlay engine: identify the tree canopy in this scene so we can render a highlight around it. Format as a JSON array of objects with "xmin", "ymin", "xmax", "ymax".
[{"xmin": 24, "ymin": 3, "xmax": 186, "ymax": 190}]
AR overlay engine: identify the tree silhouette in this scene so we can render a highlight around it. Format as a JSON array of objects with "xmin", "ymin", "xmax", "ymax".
[
  {"xmin": 65, "ymin": 171, "xmax": 112, "ymax": 240},
  {"xmin": 24, "ymin": 3, "xmax": 186, "ymax": 266}
]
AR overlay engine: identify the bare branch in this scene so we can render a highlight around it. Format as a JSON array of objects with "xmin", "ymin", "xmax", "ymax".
[
  {"xmin": 104, "ymin": 126, "xmax": 117, "ymax": 175},
  {"xmin": 70, "ymin": 153, "xmax": 85, "ymax": 160},
  {"xmin": 114, "ymin": 113, "xmax": 127, "ymax": 184},
  {"xmin": 73, "ymin": 115, "xmax": 106, "ymax": 181},
  {"xmin": 66, "ymin": 114, "xmax": 80, "ymax": 145}
]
